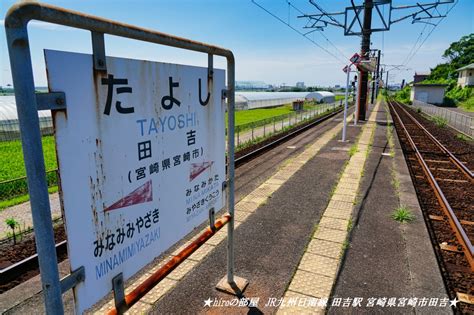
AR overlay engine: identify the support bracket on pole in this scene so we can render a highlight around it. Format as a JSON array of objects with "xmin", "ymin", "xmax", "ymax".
[
  {"xmin": 60, "ymin": 266, "xmax": 85, "ymax": 293},
  {"xmin": 112, "ymin": 273, "xmax": 127, "ymax": 314},
  {"xmin": 208, "ymin": 53, "xmax": 214, "ymax": 79},
  {"xmin": 222, "ymin": 180, "xmax": 227, "ymax": 192},
  {"xmin": 91, "ymin": 31, "xmax": 107, "ymax": 71},
  {"xmin": 36, "ymin": 92, "xmax": 67, "ymax": 111},
  {"xmin": 209, "ymin": 207, "xmax": 216, "ymax": 231},
  {"xmin": 221, "ymin": 89, "xmax": 228, "ymax": 100}
]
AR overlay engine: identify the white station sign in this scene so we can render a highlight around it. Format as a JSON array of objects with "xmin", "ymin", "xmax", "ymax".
[{"xmin": 45, "ymin": 50, "xmax": 226, "ymax": 313}]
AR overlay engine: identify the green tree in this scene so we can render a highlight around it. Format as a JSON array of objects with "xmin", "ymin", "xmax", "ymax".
[
  {"xmin": 428, "ymin": 33, "xmax": 474, "ymax": 80},
  {"xmin": 443, "ymin": 33, "xmax": 474, "ymax": 66},
  {"xmin": 427, "ymin": 63, "xmax": 454, "ymax": 81}
]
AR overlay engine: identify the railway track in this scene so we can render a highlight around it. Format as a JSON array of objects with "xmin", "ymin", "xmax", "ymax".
[
  {"xmin": 0, "ymin": 105, "xmax": 345, "ymax": 293},
  {"xmin": 388, "ymin": 99, "xmax": 474, "ymax": 309}
]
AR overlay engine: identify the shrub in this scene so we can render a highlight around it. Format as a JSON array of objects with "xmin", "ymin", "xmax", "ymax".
[
  {"xmin": 456, "ymin": 133, "xmax": 472, "ymax": 142},
  {"xmin": 444, "ymin": 86, "xmax": 473, "ymax": 107},
  {"xmin": 393, "ymin": 86, "xmax": 412, "ymax": 104},
  {"xmin": 431, "ymin": 116, "xmax": 448, "ymax": 128}
]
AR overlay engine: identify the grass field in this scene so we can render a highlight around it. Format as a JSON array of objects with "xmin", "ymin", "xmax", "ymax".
[
  {"xmin": 234, "ymin": 105, "xmax": 295, "ymax": 126},
  {"xmin": 1, "ymin": 101, "xmax": 340, "ymax": 183},
  {"xmin": 0, "ymin": 136, "xmax": 57, "ymax": 181},
  {"xmin": 0, "ymin": 136, "xmax": 58, "ymax": 209},
  {"xmin": 1, "ymin": 102, "xmax": 343, "ymax": 181},
  {"xmin": 0, "ymin": 101, "xmax": 343, "ymax": 209},
  {"xmin": 0, "ymin": 103, "xmax": 320, "ymax": 182},
  {"xmin": 229, "ymin": 102, "xmax": 323, "ymax": 126}
]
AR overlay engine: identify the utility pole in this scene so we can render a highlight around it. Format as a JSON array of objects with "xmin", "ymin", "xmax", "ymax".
[
  {"xmin": 293, "ymin": 0, "xmax": 454, "ymax": 116},
  {"xmin": 357, "ymin": 0, "xmax": 373, "ymax": 121},
  {"xmin": 385, "ymin": 70, "xmax": 389, "ymax": 90},
  {"xmin": 379, "ymin": 65, "xmax": 383, "ymax": 94},
  {"xmin": 371, "ymin": 49, "xmax": 381, "ymax": 103}
]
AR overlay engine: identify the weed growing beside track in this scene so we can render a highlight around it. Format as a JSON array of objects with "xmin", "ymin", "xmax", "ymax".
[
  {"xmin": 430, "ymin": 115, "xmax": 448, "ymax": 128},
  {"xmin": 391, "ymin": 205, "xmax": 415, "ymax": 223}
]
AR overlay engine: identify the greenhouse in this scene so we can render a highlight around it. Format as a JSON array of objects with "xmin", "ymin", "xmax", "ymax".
[
  {"xmin": 0, "ymin": 90, "xmax": 337, "ymax": 141},
  {"xmin": 306, "ymin": 91, "xmax": 336, "ymax": 104},
  {"xmin": 235, "ymin": 91, "xmax": 336, "ymax": 110},
  {"xmin": 0, "ymin": 95, "xmax": 53, "ymax": 141}
]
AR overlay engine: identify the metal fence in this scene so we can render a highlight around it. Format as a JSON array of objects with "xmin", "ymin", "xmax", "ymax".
[
  {"xmin": 235, "ymin": 102, "xmax": 340, "ymax": 147},
  {"xmin": 0, "ymin": 170, "xmax": 58, "ymax": 204},
  {"xmin": 0, "ymin": 116, "xmax": 54, "ymax": 142},
  {"xmin": 0, "ymin": 102, "xmax": 342, "ymax": 206},
  {"xmin": 412, "ymin": 100, "xmax": 473, "ymax": 137},
  {"xmin": 0, "ymin": 102, "xmax": 340, "ymax": 144}
]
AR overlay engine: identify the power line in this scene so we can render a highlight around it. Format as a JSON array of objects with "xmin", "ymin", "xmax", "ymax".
[
  {"xmin": 286, "ymin": 1, "xmax": 349, "ymax": 61},
  {"xmin": 401, "ymin": 23, "xmax": 428, "ymax": 66},
  {"xmin": 403, "ymin": 0, "xmax": 458, "ymax": 67},
  {"xmin": 381, "ymin": 3, "xmax": 385, "ymax": 66},
  {"xmin": 251, "ymin": 0, "xmax": 347, "ymax": 65}
]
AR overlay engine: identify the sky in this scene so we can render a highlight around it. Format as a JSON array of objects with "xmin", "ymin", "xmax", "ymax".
[{"xmin": 0, "ymin": 0, "xmax": 473, "ymax": 88}]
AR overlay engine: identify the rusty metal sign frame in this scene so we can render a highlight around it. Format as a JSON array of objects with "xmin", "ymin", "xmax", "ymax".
[{"xmin": 4, "ymin": 2, "xmax": 240, "ymax": 314}]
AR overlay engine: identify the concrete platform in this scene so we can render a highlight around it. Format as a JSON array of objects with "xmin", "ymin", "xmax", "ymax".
[
  {"xmin": 275, "ymin": 100, "xmax": 452, "ymax": 314},
  {"xmin": 1, "ymin": 106, "xmax": 358, "ymax": 314},
  {"xmin": 326, "ymin": 101, "xmax": 451, "ymax": 314},
  {"xmin": 149, "ymin": 111, "xmax": 363, "ymax": 314}
]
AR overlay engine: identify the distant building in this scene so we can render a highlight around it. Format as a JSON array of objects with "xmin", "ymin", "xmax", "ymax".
[
  {"xmin": 387, "ymin": 84, "xmax": 402, "ymax": 91},
  {"xmin": 236, "ymin": 81, "xmax": 270, "ymax": 91},
  {"xmin": 334, "ymin": 85, "xmax": 340, "ymax": 89},
  {"xmin": 413, "ymin": 72, "xmax": 430, "ymax": 83},
  {"xmin": 410, "ymin": 84, "xmax": 447, "ymax": 105},
  {"xmin": 235, "ymin": 91, "xmax": 335, "ymax": 110},
  {"xmin": 296, "ymin": 82, "xmax": 305, "ymax": 88},
  {"xmin": 306, "ymin": 91, "xmax": 335, "ymax": 103},
  {"xmin": 0, "ymin": 95, "xmax": 53, "ymax": 141},
  {"xmin": 456, "ymin": 63, "xmax": 474, "ymax": 88}
]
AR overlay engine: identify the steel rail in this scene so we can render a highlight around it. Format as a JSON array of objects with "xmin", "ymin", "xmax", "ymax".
[
  {"xmin": 393, "ymin": 101, "xmax": 473, "ymax": 179},
  {"xmin": 0, "ymin": 240, "xmax": 67, "ymax": 286},
  {"xmin": 388, "ymin": 100, "xmax": 474, "ymax": 271},
  {"xmin": 235, "ymin": 105, "xmax": 344, "ymax": 167}
]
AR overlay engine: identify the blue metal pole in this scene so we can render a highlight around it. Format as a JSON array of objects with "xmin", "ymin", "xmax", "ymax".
[
  {"xmin": 5, "ymin": 21, "xmax": 64, "ymax": 314},
  {"xmin": 226, "ymin": 53, "xmax": 236, "ymax": 284}
]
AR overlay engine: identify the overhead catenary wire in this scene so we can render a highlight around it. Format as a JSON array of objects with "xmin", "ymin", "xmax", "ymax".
[
  {"xmin": 251, "ymin": 0, "xmax": 347, "ymax": 65},
  {"xmin": 286, "ymin": 1, "xmax": 349, "ymax": 62},
  {"xmin": 403, "ymin": 0, "xmax": 458, "ymax": 67},
  {"xmin": 401, "ymin": 23, "xmax": 428, "ymax": 67},
  {"xmin": 381, "ymin": 3, "xmax": 385, "ymax": 66}
]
